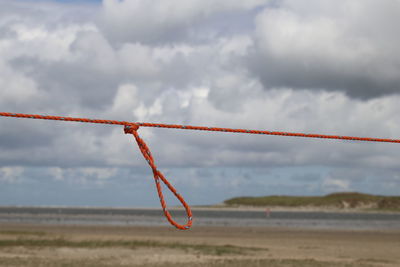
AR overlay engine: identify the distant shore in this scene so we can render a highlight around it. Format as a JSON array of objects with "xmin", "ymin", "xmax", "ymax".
[
  {"xmin": 193, "ymin": 204, "xmax": 400, "ymax": 213},
  {"xmin": 222, "ymin": 192, "xmax": 400, "ymax": 213}
]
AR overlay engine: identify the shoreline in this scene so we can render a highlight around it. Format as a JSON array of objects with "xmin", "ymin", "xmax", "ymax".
[{"xmin": 1, "ymin": 206, "xmax": 399, "ymax": 231}]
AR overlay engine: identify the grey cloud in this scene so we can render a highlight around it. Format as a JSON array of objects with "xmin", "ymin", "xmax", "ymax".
[
  {"xmin": 250, "ymin": 0, "xmax": 400, "ymax": 99},
  {"xmin": 1, "ymin": 0, "xmax": 400, "ymax": 174},
  {"xmin": 10, "ymin": 57, "xmax": 120, "ymax": 110},
  {"xmin": 99, "ymin": 0, "xmax": 268, "ymax": 44},
  {"xmin": 250, "ymin": 53, "xmax": 400, "ymax": 99},
  {"xmin": 0, "ymin": 119, "xmax": 55, "ymax": 149}
]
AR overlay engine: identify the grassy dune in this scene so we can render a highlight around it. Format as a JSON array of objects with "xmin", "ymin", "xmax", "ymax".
[{"xmin": 224, "ymin": 192, "xmax": 400, "ymax": 211}]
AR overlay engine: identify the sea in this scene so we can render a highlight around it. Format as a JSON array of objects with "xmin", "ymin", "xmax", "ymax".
[{"xmin": 0, "ymin": 206, "xmax": 399, "ymax": 230}]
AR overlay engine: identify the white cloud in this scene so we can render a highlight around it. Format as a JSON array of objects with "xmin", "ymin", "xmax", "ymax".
[
  {"xmin": 71, "ymin": 30, "xmax": 117, "ymax": 73},
  {"xmin": 10, "ymin": 23, "xmax": 96, "ymax": 62},
  {"xmin": 322, "ymin": 178, "xmax": 350, "ymax": 193},
  {"xmin": 0, "ymin": 166, "xmax": 24, "ymax": 183},
  {"xmin": 110, "ymin": 84, "xmax": 140, "ymax": 117},
  {"xmin": 79, "ymin": 167, "xmax": 117, "ymax": 180},
  {"xmin": 46, "ymin": 167, "xmax": 118, "ymax": 186},
  {"xmin": 117, "ymin": 43, "xmax": 160, "ymax": 77},
  {"xmin": 0, "ymin": 61, "xmax": 39, "ymax": 104},
  {"xmin": 48, "ymin": 167, "xmax": 64, "ymax": 181}
]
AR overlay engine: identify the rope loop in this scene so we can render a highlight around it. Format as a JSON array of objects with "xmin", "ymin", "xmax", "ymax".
[{"xmin": 124, "ymin": 125, "xmax": 193, "ymax": 230}]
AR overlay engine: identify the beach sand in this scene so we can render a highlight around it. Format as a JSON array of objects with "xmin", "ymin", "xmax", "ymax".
[{"xmin": 0, "ymin": 223, "xmax": 399, "ymax": 266}]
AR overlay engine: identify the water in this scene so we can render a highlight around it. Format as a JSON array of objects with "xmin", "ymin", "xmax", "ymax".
[{"xmin": 0, "ymin": 207, "xmax": 399, "ymax": 230}]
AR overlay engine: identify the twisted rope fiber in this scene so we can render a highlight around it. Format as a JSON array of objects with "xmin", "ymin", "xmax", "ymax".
[{"xmin": 1, "ymin": 112, "xmax": 400, "ymax": 230}]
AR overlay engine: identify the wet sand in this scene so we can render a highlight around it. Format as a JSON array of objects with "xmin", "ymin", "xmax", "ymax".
[
  {"xmin": 2, "ymin": 206, "xmax": 399, "ymax": 230},
  {"xmin": 0, "ymin": 223, "xmax": 399, "ymax": 266}
]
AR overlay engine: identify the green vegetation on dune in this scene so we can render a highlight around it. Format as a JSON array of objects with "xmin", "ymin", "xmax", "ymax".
[{"xmin": 224, "ymin": 192, "xmax": 400, "ymax": 211}]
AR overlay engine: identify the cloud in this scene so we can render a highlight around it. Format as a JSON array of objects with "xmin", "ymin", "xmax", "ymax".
[
  {"xmin": 100, "ymin": 0, "xmax": 268, "ymax": 44},
  {"xmin": 0, "ymin": 166, "xmax": 24, "ymax": 183},
  {"xmin": 322, "ymin": 178, "xmax": 350, "ymax": 193},
  {"xmin": 56, "ymin": 167, "xmax": 118, "ymax": 185},
  {"xmin": 250, "ymin": 0, "xmax": 400, "ymax": 99},
  {"xmin": 0, "ymin": 0, "xmax": 399, "ymax": 204},
  {"xmin": 1, "ymin": 0, "xmax": 399, "ymax": 171}
]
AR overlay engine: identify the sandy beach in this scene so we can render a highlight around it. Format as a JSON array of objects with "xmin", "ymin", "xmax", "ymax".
[{"xmin": 0, "ymin": 223, "xmax": 399, "ymax": 267}]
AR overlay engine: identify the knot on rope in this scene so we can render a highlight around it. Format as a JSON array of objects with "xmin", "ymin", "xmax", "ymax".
[
  {"xmin": 123, "ymin": 125, "xmax": 193, "ymax": 230},
  {"xmin": 124, "ymin": 124, "xmax": 139, "ymax": 134}
]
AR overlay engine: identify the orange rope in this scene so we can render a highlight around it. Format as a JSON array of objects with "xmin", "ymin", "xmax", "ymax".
[{"xmin": 1, "ymin": 111, "xmax": 400, "ymax": 230}]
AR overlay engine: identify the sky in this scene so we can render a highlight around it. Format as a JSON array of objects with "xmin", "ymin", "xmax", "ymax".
[{"xmin": 0, "ymin": 0, "xmax": 400, "ymax": 208}]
